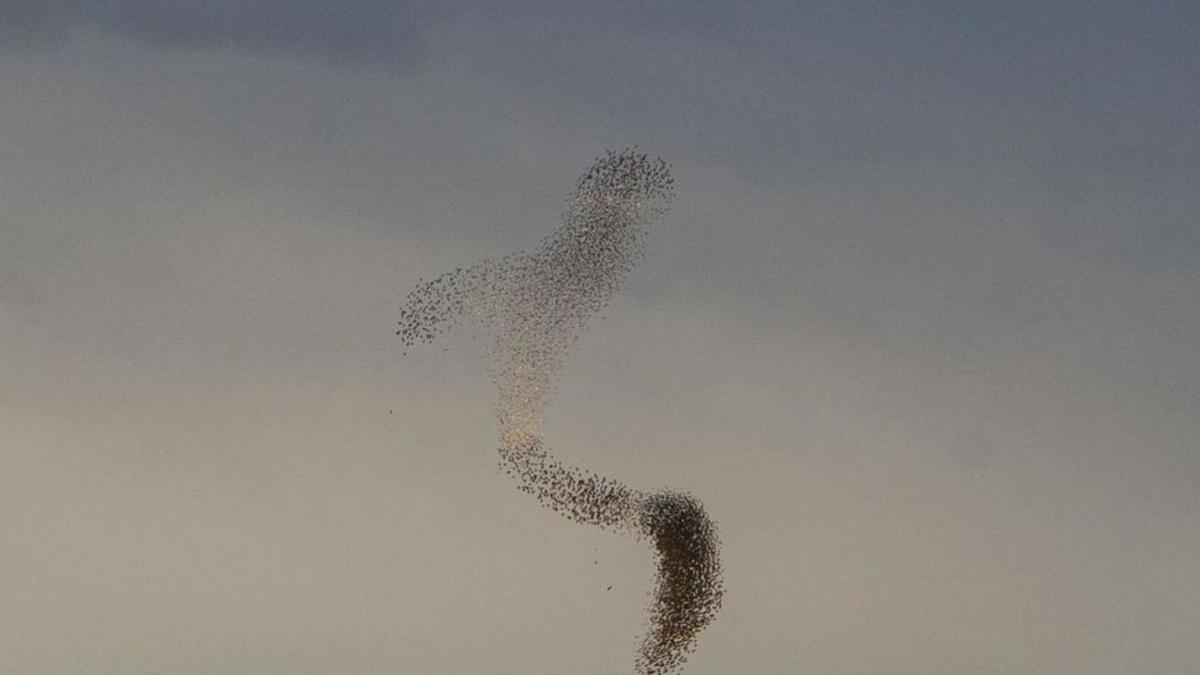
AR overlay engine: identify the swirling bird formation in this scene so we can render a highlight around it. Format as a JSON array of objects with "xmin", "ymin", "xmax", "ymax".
[{"xmin": 398, "ymin": 150, "xmax": 722, "ymax": 674}]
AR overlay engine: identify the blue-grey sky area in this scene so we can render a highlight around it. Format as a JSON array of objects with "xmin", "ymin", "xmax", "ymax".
[{"xmin": 1, "ymin": 3, "xmax": 1197, "ymax": 674}]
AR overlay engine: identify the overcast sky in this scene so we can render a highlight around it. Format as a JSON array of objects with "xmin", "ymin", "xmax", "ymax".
[{"xmin": 2, "ymin": 3, "xmax": 1198, "ymax": 674}]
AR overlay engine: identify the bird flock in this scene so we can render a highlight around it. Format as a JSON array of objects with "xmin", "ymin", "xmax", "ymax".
[{"xmin": 398, "ymin": 150, "xmax": 722, "ymax": 674}]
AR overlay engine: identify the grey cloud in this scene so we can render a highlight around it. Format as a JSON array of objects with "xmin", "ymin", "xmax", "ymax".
[
  {"xmin": 0, "ymin": 0, "xmax": 457, "ymax": 67},
  {"xmin": 0, "ymin": 0, "xmax": 739, "ymax": 67}
]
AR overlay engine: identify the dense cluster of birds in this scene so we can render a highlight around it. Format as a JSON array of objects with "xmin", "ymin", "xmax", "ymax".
[{"xmin": 398, "ymin": 149, "xmax": 722, "ymax": 674}]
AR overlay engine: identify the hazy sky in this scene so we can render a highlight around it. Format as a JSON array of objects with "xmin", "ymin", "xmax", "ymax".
[{"xmin": 2, "ymin": 3, "xmax": 1197, "ymax": 674}]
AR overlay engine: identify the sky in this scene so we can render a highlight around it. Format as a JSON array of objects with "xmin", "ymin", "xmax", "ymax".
[{"xmin": 1, "ymin": 2, "xmax": 1198, "ymax": 673}]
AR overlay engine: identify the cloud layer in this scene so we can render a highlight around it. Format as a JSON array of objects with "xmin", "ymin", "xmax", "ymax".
[{"xmin": 1, "ymin": 3, "xmax": 1197, "ymax": 674}]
